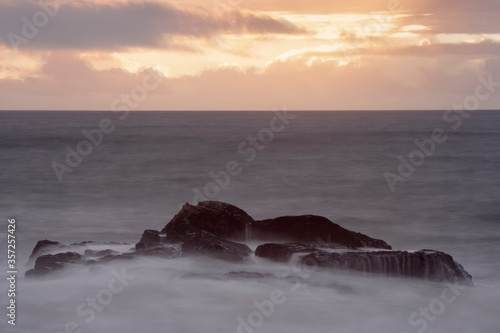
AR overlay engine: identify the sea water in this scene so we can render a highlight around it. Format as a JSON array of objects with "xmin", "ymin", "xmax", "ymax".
[{"xmin": 1, "ymin": 111, "xmax": 499, "ymax": 333}]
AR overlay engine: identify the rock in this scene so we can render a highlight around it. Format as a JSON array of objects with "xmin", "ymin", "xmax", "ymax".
[
  {"xmin": 24, "ymin": 203, "xmax": 473, "ymax": 285},
  {"xmin": 181, "ymin": 230, "xmax": 252, "ymax": 262},
  {"xmin": 84, "ymin": 249, "xmax": 119, "ymax": 257},
  {"xmin": 26, "ymin": 252, "xmax": 84, "ymax": 278},
  {"xmin": 224, "ymin": 271, "xmax": 276, "ymax": 280},
  {"xmin": 28, "ymin": 240, "xmax": 69, "ymax": 263},
  {"xmin": 255, "ymin": 243, "xmax": 350, "ymax": 263},
  {"xmin": 251, "ymin": 215, "xmax": 391, "ymax": 249},
  {"xmin": 135, "ymin": 230, "xmax": 161, "ymax": 250},
  {"xmin": 300, "ymin": 249, "xmax": 473, "ymax": 285},
  {"xmin": 162, "ymin": 201, "xmax": 254, "ymax": 242}
]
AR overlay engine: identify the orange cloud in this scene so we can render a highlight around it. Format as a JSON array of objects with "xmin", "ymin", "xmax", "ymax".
[{"xmin": 2, "ymin": 51, "xmax": 499, "ymax": 110}]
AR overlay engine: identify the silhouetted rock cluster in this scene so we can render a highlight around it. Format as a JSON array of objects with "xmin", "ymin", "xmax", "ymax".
[{"xmin": 26, "ymin": 201, "xmax": 472, "ymax": 285}]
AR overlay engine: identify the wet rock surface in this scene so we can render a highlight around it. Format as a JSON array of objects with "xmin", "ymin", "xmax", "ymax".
[
  {"xmin": 300, "ymin": 249, "xmax": 473, "ymax": 285},
  {"xmin": 161, "ymin": 201, "xmax": 254, "ymax": 242},
  {"xmin": 26, "ymin": 252, "xmax": 84, "ymax": 278},
  {"xmin": 181, "ymin": 230, "xmax": 252, "ymax": 263},
  {"xmin": 251, "ymin": 215, "xmax": 391, "ymax": 249}
]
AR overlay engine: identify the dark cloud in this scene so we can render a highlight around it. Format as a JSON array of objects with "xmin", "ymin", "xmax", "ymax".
[{"xmin": 0, "ymin": 2, "xmax": 306, "ymax": 50}]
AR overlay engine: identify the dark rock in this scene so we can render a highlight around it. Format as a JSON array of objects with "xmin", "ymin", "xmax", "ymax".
[
  {"xmin": 255, "ymin": 243, "xmax": 349, "ymax": 263},
  {"xmin": 162, "ymin": 201, "xmax": 254, "ymax": 242},
  {"xmin": 181, "ymin": 230, "xmax": 252, "ymax": 262},
  {"xmin": 26, "ymin": 252, "xmax": 84, "ymax": 278},
  {"xmin": 84, "ymin": 249, "xmax": 119, "ymax": 257},
  {"xmin": 224, "ymin": 271, "xmax": 276, "ymax": 280},
  {"xmin": 301, "ymin": 249, "xmax": 473, "ymax": 285},
  {"xmin": 135, "ymin": 230, "xmax": 161, "ymax": 251},
  {"xmin": 251, "ymin": 215, "xmax": 391, "ymax": 249},
  {"xmin": 28, "ymin": 240, "xmax": 69, "ymax": 263}
]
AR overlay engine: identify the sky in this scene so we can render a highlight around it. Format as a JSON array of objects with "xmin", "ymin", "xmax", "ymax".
[{"xmin": 0, "ymin": 0, "xmax": 499, "ymax": 110}]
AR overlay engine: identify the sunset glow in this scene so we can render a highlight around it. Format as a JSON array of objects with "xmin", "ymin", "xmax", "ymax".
[{"xmin": 1, "ymin": 0, "xmax": 499, "ymax": 110}]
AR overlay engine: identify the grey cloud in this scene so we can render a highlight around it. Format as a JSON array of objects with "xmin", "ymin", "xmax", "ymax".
[{"xmin": 0, "ymin": 2, "xmax": 306, "ymax": 50}]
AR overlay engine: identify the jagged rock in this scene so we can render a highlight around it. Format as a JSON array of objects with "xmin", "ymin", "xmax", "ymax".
[
  {"xmin": 181, "ymin": 230, "xmax": 252, "ymax": 262},
  {"xmin": 224, "ymin": 271, "xmax": 277, "ymax": 280},
  {"xmin": 251, "ymin": 215, "xmax": 391, "ymax": 249},
  {"xmin": 26, "ymin": 252, "xmax": 84, "ymax": 278},
  {"xmin": 135, "ymin": 230, "xmax": 161, "ymax": 250},
  {"xmin": 255, "ymin": 243, "xmax": 350, "ymax": 263},
  {"xmin": 162, "ymin": 201, "xmax": 254, "ymax": 242},
  {"xmin": 24, "ymin": 202, "xmax": 472, "ymax": 285},
  {"xmin": 300, "ymin": 249, "xmax": 473, "ymax": 285}
]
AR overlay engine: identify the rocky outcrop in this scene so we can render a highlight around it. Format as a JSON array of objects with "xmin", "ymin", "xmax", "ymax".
[
  {"xmin": 181, "ymin": 230, "xmax": 252, "ymax": 263},
  {"xmin": 25, "ymin": 202, "xmax": 472, "ymax": 285},
  {"xmin": 251, "ymin": 215, "xmax": 391, "ymax": 249},
  {"xmin": 26, "ymin": 252, "xmax": 84, "ymax": 278},
  {"xmin": 135, "ymin": 230, "xmax": 161, "ymax": 251},
  {"xmin": 300, "ymin": 250, "xmax": 473, "ymax": 285},
  {"xmin": 162, "ymin": 201, "xmax": 254, "ymax": 242},
  {"xmin": 28, "ymin": 240, "xmax": 69, "ymax": 264}
]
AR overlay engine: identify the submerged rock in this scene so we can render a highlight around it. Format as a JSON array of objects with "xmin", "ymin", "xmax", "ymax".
[
  {"xmin": 181, "ymin": 230, "xmax": 252, "ymax": 262},
  {"xmin": 224, "ymin": 271, "xmax": 277, "ymax": 280},
  {"xmin": 251, "ymin": 215, "xmax": 391, "ymax": 249},
  {"xmin": 301, "ymin": 249, "xmax": 473, "ymax": 285},
  {"xmin": 162, "ymin": 201, "xmax": 254, "ymax": 242}
]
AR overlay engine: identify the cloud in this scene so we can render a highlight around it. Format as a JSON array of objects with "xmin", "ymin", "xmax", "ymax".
[
  {"xmin": 278, "ymin": 40, "xmax": 500, "ymax": 59},
  {"xmin": 0, "ymin": 1, "xmax": 306, "ymax": 50},
  {"xmin": 2, "ymin": 50, "xmax": 500, "ymax": 110},
  {"xmin": 246, "ymin": 0, "xmax": 500, "ymax": 35}
]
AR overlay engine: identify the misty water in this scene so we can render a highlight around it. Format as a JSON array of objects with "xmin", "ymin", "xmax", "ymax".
[{"xmin": 1, "ymin": 111, "xmax": 500, "ymax": 333}]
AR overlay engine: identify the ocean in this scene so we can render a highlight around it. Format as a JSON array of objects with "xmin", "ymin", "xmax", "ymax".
[{"xmin": 1, "ymin": 110, "xmax": 499, "ymax": 333}]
